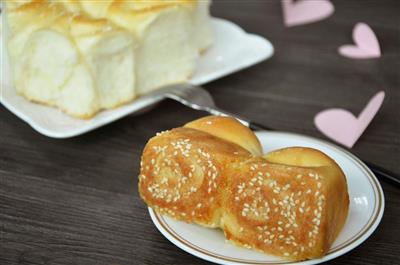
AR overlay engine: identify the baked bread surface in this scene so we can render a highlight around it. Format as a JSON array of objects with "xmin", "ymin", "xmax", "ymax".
[
  {"xmin": 4, "ymin": 0, "xmax": 213, "ymax": 118},
  {"xmin": 139, "ymin": 116, "xmax": 349, "ymax": 261}
]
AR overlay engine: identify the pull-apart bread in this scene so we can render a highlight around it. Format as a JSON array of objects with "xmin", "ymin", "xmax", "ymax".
[
  {"xmin": 4, "ymin": 0, "xmax": 213, "ymax": 118},
  {"xmin": 139, "ymin": 116, "xmax": 349, "ymax": 261}
]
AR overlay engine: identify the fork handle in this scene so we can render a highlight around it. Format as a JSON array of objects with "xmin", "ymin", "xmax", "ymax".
[
  {"xmin": 207, "ymin": 108, "xmax": 272, "ymax": 131},
  {"xmin": 249, "ymin": 121, "xmax": 272, "ymax": 131},
  {"xmin": 364, "ymin": 161, "xmax": 400, "ymax": 185},
  {"xmin": 206, "ymin": 107, "xmax": 260, "ymax": 129}
]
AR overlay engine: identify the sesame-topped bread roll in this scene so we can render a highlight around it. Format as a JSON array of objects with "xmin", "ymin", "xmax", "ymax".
[
  {"xmin": 139, "ymin": 118, "xmax": 254, "ymax": 227},
  {"xmin": 139, "ymin": 116, "xmax": 349, "ymax": 261},
  {"xmin": 4, "ymin": 0, "xmax": 213, "ymax": 118},
  {"xmin": 224, "ymin": 148, "xmax": 349, "ymax": 260}
]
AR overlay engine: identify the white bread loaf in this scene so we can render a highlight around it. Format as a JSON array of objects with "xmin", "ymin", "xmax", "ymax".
[{"xmin": 5, "ymin": 0, "xmax": 213, "ymax": 118}]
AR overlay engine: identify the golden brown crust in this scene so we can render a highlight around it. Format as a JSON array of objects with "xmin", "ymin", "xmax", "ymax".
[
  {"xmin": 224, "ymin": 147, "xmax": 349, "ymax": 260},
  {"xmin": 264, "ymin": 147, "xmax": 349, "ymax": 253},
  {"xmin": 185, "ymin": 116, "xmax": 263, "ymax": 156},
  {"xmin": 139, "ymin": 127, "xmax": 251, "ymax": 227},
  {"xmin": 138, "ymin": 116, "xmax": 349, "ymax": 261}
]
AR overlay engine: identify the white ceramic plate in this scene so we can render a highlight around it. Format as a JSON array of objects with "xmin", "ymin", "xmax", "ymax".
[
  {"xmin": 0, "ymin": 13, "xmax": 274, "ymax": 138},
  {"xmin": 149, "ymin": 131, "xmax": 385, "ymax": 265}
]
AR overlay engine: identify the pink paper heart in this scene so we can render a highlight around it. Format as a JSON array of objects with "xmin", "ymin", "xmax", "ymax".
[
  {"xmin": 314, "ymin": 91, "xmax": 385, "ymax": 148},
  {"xmin": 281, "ymin": 0, "xmax": 334, "ymax": 27},
  {"xmin": 339, "ymin": 23, "xmax": 381, "ymax": 59}
]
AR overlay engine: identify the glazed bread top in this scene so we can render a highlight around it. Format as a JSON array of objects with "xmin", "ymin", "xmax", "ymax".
[{"xmin": 185, "ymin": 116, "xmax": 263, "ymax": 156}]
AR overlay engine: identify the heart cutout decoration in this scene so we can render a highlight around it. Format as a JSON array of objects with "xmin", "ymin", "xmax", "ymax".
[
  {"xmin": 281, "ymin": 0, "xmax": 334, "ymax": 27},
  {"xmin": 314, "ymin": 91, "xmax": 385, "ymax": 148},
  {"xmin": 339, "ymin": 23, "xmax": 381, "ymax": 59}
]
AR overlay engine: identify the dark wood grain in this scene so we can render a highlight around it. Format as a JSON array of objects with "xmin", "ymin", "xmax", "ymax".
[{"xmin": 1, "ymin": 0, "xmax": 399, "ymax": 264}]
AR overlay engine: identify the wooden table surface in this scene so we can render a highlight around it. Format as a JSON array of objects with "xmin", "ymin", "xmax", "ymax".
[{"xmin": 1, "ymin": 1, "xmax": 399, "ymax": 264}]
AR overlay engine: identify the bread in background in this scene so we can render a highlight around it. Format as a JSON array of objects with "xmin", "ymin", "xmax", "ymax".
[{"xmin": 4, "ymin": 0, "xmax": 213, "ymax": 118}]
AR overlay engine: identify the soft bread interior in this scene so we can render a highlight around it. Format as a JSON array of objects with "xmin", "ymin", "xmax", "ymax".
[
  {"xmin": 5, "ymin": 0, "xmax": 213, "ymax": 118},
  {"xmin": 133, "ymin": 6, "xmax": 198, "ymax": 94}
]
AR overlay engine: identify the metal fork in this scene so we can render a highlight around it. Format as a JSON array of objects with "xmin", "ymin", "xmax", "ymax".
[
  {"xmin": 161, "ymin": 83, "xmax": 400, "ymax": 185},
  {"xmin": 163, "ymin": 83, "xmax": 270, "ymax": 131}
]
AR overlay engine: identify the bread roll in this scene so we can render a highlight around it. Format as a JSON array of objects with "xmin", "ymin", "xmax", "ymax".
[
  {"xmin": 223, "ymin": 148, "xmax": 349, "ymax": 260},
  {"xmin": 139, "ymin": 116, "xmax": 349, "ymax": 261},
  {"xmin": 139, "ymin": 127, "xmax": 252, "ymax": 227},
  {"xmin": 4, "ymin": 0, "xmax": 213, "ymax": 118}
]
